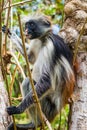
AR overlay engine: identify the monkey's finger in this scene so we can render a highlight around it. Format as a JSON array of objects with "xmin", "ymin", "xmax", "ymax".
[
  {"xmin": 2, "ymin": 25, "xmax": 7, "ymax": 33},
  {"xmin": 2, "ymin": 25, "xmax": 11, "ymax": 35}
]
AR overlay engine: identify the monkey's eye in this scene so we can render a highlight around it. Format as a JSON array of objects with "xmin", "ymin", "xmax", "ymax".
[
  {"xmin": 28, "ymin": 21, "xmax": 36, "ymax": 29},
  {"xmin": 43, "ymin": 21, "xmax": 51, "ymax": 27},
  {"xmin": 29, "ymin": 22, "xmax": 34, "ymax": 27},
  {"xmin": 25, "ymin": 21, "xmax": 35, "ymax": 29}
]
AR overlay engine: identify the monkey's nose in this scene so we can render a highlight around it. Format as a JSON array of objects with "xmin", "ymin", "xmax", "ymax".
[{"xmin": 25, "ymin": 29, "xmax": 28, "ymax": 35}]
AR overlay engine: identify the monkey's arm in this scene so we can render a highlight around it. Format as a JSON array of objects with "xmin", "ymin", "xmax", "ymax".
[
  {"xmin": 7, "ymin": 72, "xmax": 51, "ymax": 115},
  {"xmin": 2, "ymin": 25, "xmax": 30, "ymax": 55}
]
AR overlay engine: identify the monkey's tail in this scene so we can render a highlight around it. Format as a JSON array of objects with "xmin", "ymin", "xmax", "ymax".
[{"xmin": 7, "ymin": 122, "xmax": 35, "ymax": 130}]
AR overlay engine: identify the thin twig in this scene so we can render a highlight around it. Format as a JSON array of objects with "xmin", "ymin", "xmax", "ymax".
[
  {"xmin": 10, "ymin": 0, "xmax": 13, "ymax": 50},
  {"xmin": 0, "ymin": 0, "xmax": 6, "ymax": 82},
  {"xmin": 58, "ymin": 111, "xmax": 61, "ymax": 130},
  {"xmin": 0, "ymin": 1, "xmax": 2, "ymax": 58},
  {"xmin": 12, "ymin": 97, "xmax": 22, "ymax": 101},
  {"xmin": 3, "ymin": 1, "xmax": 11, "ymax": 55},
  {"xmin": 18, "ymin": 13, "xmax": 45, "ymax": 130},
  {"xmin": 3, "ymin": 0, "xmax": 33, "ymax": 10},
  {"xmin": 2, "ymin": 0, "xmax": 8, "ymax": 10},
  {"xmin": 10, "ymin": 66, "xmax": 18, "ymax": 95},
  {"xmin": 73, "ymin": 18, "xmax": 87, "ymax": 64},
  {"xmin": 1, "ymin": 0, "xmax": 4, "ymax": 9},
  {"xmin": 43, "ymin": 114, "xmax": 52, "ymax": 130},
  {"xmin": 11, "ymin": 52, "xmax": 26, "ymax": 79},
  {"xmin": 10, "ymin": 53, "xmax": 20, "ymax": 96}
]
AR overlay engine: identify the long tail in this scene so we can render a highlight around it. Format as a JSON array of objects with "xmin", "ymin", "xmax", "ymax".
[{"xmin": 7, "ymin": 122, "xmax": 35, "ymax": 130}]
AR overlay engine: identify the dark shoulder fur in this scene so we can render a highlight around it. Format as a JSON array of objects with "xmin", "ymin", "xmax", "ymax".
[{"xmin": 49, "ymin": 33, "xmax": 73, "ymax": 66}]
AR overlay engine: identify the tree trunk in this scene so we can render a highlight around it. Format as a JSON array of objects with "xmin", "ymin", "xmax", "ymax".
[
  {"xmin": 59, "ymin": 0, "xmax": 87, "ymax": 129},
  {"xmin": 0, "ymin": 67, "xmax": 11, "ymax": 130}
]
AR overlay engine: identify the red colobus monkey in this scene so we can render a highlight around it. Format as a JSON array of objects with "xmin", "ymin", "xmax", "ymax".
[{"xmin": 2, "ymin": 14, "xmax": 75, "ymax": 130}]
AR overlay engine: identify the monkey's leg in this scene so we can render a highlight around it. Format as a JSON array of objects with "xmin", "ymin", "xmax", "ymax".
[
  {"xmin": 41, "ymin": 96, "xmax": 58, "ymax": 122},
  {"xmin": 7, "ymin": 78, "xmax": 36, "ymax": 130},
  {"xmin": 22, "ymin": 78, "xmax": 41, "ymax": 127},
  {"xmin": 29, "ymin": 96, "xmax": 59, "ymax": 126},
  {"xmin": 7, "ymin": 122, "xmax": 35, "ymax": 130},
  {"xmin": 21, "ymin": 77, "xmax": 32, "ymax": 97}
]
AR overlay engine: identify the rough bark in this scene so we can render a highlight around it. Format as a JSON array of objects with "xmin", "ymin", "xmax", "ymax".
[
  {"xmin": 59, "ymin": 0, "xmax": 87, "ymax": 130},
  {"xmin": 0, "ymin": 67, "xmax": 11, "ymax": 130}
]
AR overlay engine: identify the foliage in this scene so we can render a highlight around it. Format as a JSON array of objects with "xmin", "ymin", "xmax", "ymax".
[{"xmin": 2, "ymin": 0, "xmax": 70, "ymax": 130}]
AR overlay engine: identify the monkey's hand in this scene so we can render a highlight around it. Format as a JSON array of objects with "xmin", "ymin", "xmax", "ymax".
[
  {"xmin": 2, "ymin": 25, "xmax": 11, "ymax": 37},
  {"xmin": 2, "ymin": 25, "xmax": 7, "ymax": 33},
  {"xmin": 2, "ymin": 25, "xmax": 29, "ymax": 56},
  {"xmin": 7, "ymin": 106, "xmax": 20, "ymax": 115}
]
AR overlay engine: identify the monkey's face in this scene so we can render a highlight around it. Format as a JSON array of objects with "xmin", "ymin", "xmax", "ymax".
[{"xmin": 25, "ymin": 18, "xmax": 51, "ymax": 39}]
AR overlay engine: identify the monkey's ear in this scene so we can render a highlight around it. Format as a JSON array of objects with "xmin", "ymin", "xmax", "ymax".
[
  {"xmin": 42, "ymin": 15, "xmax": 52, "ymax": 26},
  {"xmin": 45, "ymin": 19, "xmax": 51, "ymax": 26}
]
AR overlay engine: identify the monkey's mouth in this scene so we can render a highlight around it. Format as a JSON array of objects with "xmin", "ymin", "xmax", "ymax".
[
  {"xmin": 25, "ymin": 29, "xmax": 32, "ymax": 39},
  {"xmin": 25, "ymin": 34, "xmax": 32, "ymax": 39}
]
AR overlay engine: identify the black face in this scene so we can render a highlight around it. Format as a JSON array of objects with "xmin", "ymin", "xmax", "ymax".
[{"xmin": 25, "ymin": 19, "xmax": 51, "ymax": 39}]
